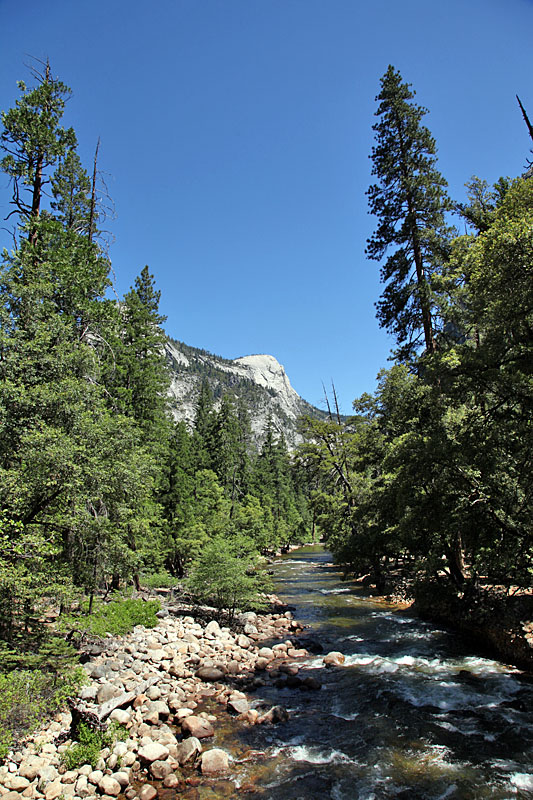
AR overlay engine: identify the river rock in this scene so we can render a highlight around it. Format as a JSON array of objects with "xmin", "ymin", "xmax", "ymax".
[
  {"xmin": 38, "ymin": 766, "xmax": 59, "ymax": 790},
  {"xmin": 180, "ymin": 715, "xmax": 214, "ymax": 739},
  {"xmin": 258, "ymin": 705, "xmax": 289, "ymax": 724},
  {"xmin": 149, "ymin": 760, "xmax": 173, "ymax": 780},
  {"xmin": 96, "ymin": 683, "xmax": 122, "ymax": 704},
  {"xmin": 279, "ymin": 663, "xmax": 299, "ymax": 676},
  {"xmin": 138, "ymin": 742, "xmax": 170, "ymax": 763},
  {"xmin": 205, "ymin": 620, "xmax": 221, "ymax": 636},
  {"xmin": 195, "ymin": 666, "xmax": 225, "ymax": 682},
  {"xmin": 109, "ymin": 708, "xmax": 131, "ymax": 725},
  {"xmin": 138, "ymin": 786, "xmax": 157, "ymax": 800},
  {"xmin": 88, "ymin": 770, "xmax": 104, "ymax": 785},
  {"xmin": 98, "ymin": 775, "xmax": 121, "ymax": 796},
  {"xmin": 175, "ymin": 736, "xmax": 202, "ymax": 765},
  {"xmin": 200, "ymin": 748, "xmax": 229, "ymax": 774},
  {"xmin": 257, "ymin": 647, "xmax": 275, "ymax": 660},
  {"xmin": 228, "ymin": 697, "xmax": 250, "ymax": 715},
  {"xmin": 19, "ymin": 757, "xmax": 46, "ymax": 781},
  {"xmin": 323, "ymin": 651, "xmax": 345, "ymax": 667},
  {"xmin": 43, "ymin": 779, "xmax": 63, "ymax": 800}
]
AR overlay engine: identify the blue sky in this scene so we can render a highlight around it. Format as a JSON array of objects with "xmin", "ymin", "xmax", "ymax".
[{"xmin": 1, "ymin": 0, "xmax": 532, "ymax": 412}]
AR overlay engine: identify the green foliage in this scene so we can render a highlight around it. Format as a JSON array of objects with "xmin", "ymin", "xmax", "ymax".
[
  {"xmin": 61, "ymin": 721, "xmax": 127, "ymax": 770},
  {"xmin": 367, "ymin": 65, "xmax": 453, "ymax": 360},
  {"xmin": 186, "ymin": 535, "xmax": 271, "ymax": 619},
  {"xmin": 63, "ymin": 597, "xmax": 160, "ymax": 637},
  {"xmin": 0, "ymin": 665, "xmax": 85, "ymax": 760},
  {"xmin": 140, "ymin": 570, "xmax": 180, "ymax": 589}
]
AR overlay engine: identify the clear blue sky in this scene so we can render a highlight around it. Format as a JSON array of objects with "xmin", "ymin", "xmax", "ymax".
[{"xmin": 1, "ymin": 0, "xmax": 532, "ymax": 412}]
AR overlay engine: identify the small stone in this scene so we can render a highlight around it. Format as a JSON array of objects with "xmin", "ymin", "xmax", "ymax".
[
  {"xmin": 180, "ymin": 716, "xmax": 214, "ymax": 739},
  {"xmin": 200, "ymin": 748, "xmax": 229, "ymax": 775},
  {"xmin": 88, "ymin": 770, "xmax": 104, "ymax": 785},
  {"xmin": 244, "ymin": 623, "xmax": 258, "ymax": 635},
  {"xmin": 228, "ymin": 698, "xmax": 249, "ymax": 715},
  {"xmin": 163, "ymin": 774, "xmax": 179, "ymax": 788},
  {"xmin": 98, "ymin": 776, "xmax": 121, "ymax": 797},
  {"xmin": 195, "ymin": 666, "xmax": 225, "ymax": 682},
  {"xmin": 175, "ymin": 737, "xmax": 202, "ymax": 765},
  {"xmin": 7, "ymin": 777, "xmax": 30, "ymax": 791},
  {"xmin": 111, "ymin": 771, "xmax": 130, "ymax": 788},
  {"xmin": 149, "ymin": 760, "xmax": 172, "ymax": 780},
  {"xmin": 109, "ymin": 709, "xmax": 131, "ymax": 726},
  {"xmin": 138, "ymin": 785, "xmax": 157, "ymax": 800},
  {"xmin": 137, "ymin": 742, "xmax": 169, "ymax": 763},
  {"xmin": 43, "ymin": 779, "xmax": 63, "ymax": 800},
  {"xmin": 96, "ymin": 684, "xmax": 122, "ymax": 704},
  {"xmin": 38, "ymin": 766, "xmax": 59, "ymax": 790},
  {"xmin": 257, "ymin": 647, "xmax": 274, "ymax": 660},
  {"xmin": 323, "ymin": 651, "xmax": 345, "ymax": 667},
  {"xmin": 61, "ymin": 770, "xmax": 78, "ymax": 784},
  {"xmin": 205, "ymin": 620, "xmax": 221, "ymax": 636},
  {"xmin": 121, "ymin": 752, "xmax": 136, "ymax": 768},
  {"xmin": 19, "ymin": 757, "xmax": 46, "ymax": 781},
  {"xmin": 174, "ymin": 708, "xmax": 194, "ymax": 720}
]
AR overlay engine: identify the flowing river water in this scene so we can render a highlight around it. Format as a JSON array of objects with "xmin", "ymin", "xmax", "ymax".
[{"xmin": 187, "ymin": 545, "xmax": 533, "ymax": 799}]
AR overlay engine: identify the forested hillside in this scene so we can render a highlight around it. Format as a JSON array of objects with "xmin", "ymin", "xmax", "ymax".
[
  {"xmin": 0, "ymin": 64, "xmax": 312, "ymax": 752},
  {"xmin": 165, "ymin": 338, "xmax": 328, "ymax": 449}
]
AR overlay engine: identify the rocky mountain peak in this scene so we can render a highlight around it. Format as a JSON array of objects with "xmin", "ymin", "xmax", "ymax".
[{"xmin": 165, "ymin": 340, "xmax": 325, "ymax": 449}]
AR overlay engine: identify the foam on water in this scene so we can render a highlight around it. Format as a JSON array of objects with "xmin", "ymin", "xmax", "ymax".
[
  {"xmin": 510, "ymin": 773, "xmax": 533, "ymax": 791},
  {"xmin": 271, "ymin": 743, "xmax": 354, "ymax": 765}
]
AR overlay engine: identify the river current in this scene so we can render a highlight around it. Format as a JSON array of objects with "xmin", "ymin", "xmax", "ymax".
[{"xmin": 213, "ymin": 545, "xmax": 533, "ymax": 799}]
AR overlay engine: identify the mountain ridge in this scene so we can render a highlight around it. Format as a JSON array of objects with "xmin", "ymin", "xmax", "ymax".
[{"xmin": 165, "ymin": 338, "xmax": 327, "ymax": 448}]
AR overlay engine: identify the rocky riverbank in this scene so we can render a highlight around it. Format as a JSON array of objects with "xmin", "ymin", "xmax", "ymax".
[{"xmin": 0, "ymin": 597, "xmax": 321, "ymax": 800}]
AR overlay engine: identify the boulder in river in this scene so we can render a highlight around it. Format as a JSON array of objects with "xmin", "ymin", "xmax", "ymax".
[
  {"xmin": 200, "ymin": 748, "xmax": 229, "ymax": 774},
  {"xmin": 323, "ymin": 651, "xmax": 345, "ymax": 667},
  {"xmin": 181, "ymin": 715, "xmax": 215, "ymax": 738}
]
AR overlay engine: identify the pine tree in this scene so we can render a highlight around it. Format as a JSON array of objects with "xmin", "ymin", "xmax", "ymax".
[
  {"xmin": 1, "ymin": 60, "xmax": 76, "ymax": 244},
  {"xmin": 112, "ymin": 265, "xmax": 169, "ymax": 447},
  {"xmin": 367, "ymin": 65, "xmax": 453, "ymax": 360}
]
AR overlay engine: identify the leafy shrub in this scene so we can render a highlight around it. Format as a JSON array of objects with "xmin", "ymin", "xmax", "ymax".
[
  {"xmin": 0, "ymin": 665, "xmax": 86, "ymax": 761},
  {"xmin": 186, "ymin": 534, "xmax": 271, "ymax": 619},
  {"xmin": 61, "ymin": 721, "xmax": 128, "ymax": 770},
  {"xmin": 64, "ymin": 596, "xmax": 160, "ymax": 637},
  {"xmin": 140, "ymin": 571, "xmax": 180, "ymax": 589}
]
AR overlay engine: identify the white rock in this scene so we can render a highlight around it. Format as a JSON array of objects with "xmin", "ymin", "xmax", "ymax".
[{"xmin": 137, "ymin": 742, "xmax": 169, "ymax": 763}]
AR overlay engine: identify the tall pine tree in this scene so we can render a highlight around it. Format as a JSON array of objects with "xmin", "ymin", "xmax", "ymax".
[{"xmin": 367, "ymin": 65, "xmax": 453, "ymax": 361}]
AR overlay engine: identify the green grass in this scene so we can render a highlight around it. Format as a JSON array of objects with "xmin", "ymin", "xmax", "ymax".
[
  {"xmin": 61, "ymin": 721, "xmax": 128, "ymax": 770},
  {"xmin": 64, "ymin": 596, "xmax": 160, "ymax": 637},
  {"xmin": 140, "ymin": 570, "xmax": 180, "ymax": 589}
]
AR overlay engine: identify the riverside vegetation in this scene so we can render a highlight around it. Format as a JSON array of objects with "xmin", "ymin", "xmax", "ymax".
[{"xmin": 0, "ymin": 60, "xmax": 531, "ymax": 791}]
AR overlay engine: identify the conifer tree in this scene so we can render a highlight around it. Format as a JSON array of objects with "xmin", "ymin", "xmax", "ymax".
[
  {"xmin": 1, "ymin": 61, "xmax": 76, "ymax": 243},
  {"xmin": 367, "ymin": 65, "xmax": 452, "ymax": 360}
]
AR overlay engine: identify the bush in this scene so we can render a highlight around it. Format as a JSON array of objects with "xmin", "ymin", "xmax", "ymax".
[
  {"xmin": 140, "ymin": 571, "xmax": 180, "ymax": 589},
  {"xmin": 64, "ymin": 596, "xmax": 160, "ymax": 637},
  {"xmin": 0, "ymin": 665, "xmax": 86, "ymax": 761},
  {"xmin": 61, "ymin": 721, "xmax": 127, "ymax": 770},
  {"xmin": 186, "ymin": 534, "xmax": 271, "ymax": 619}
]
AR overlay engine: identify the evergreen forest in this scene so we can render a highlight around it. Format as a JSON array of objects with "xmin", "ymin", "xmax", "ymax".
[{"xmin": 0, "ymin": 62, "xmax": 531, "ymax": 754}]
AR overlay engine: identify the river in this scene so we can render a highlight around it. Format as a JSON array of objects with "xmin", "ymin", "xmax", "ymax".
[{"xmin": 213, "ymin": 545, "xmax": 533, "ymax": 799}]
